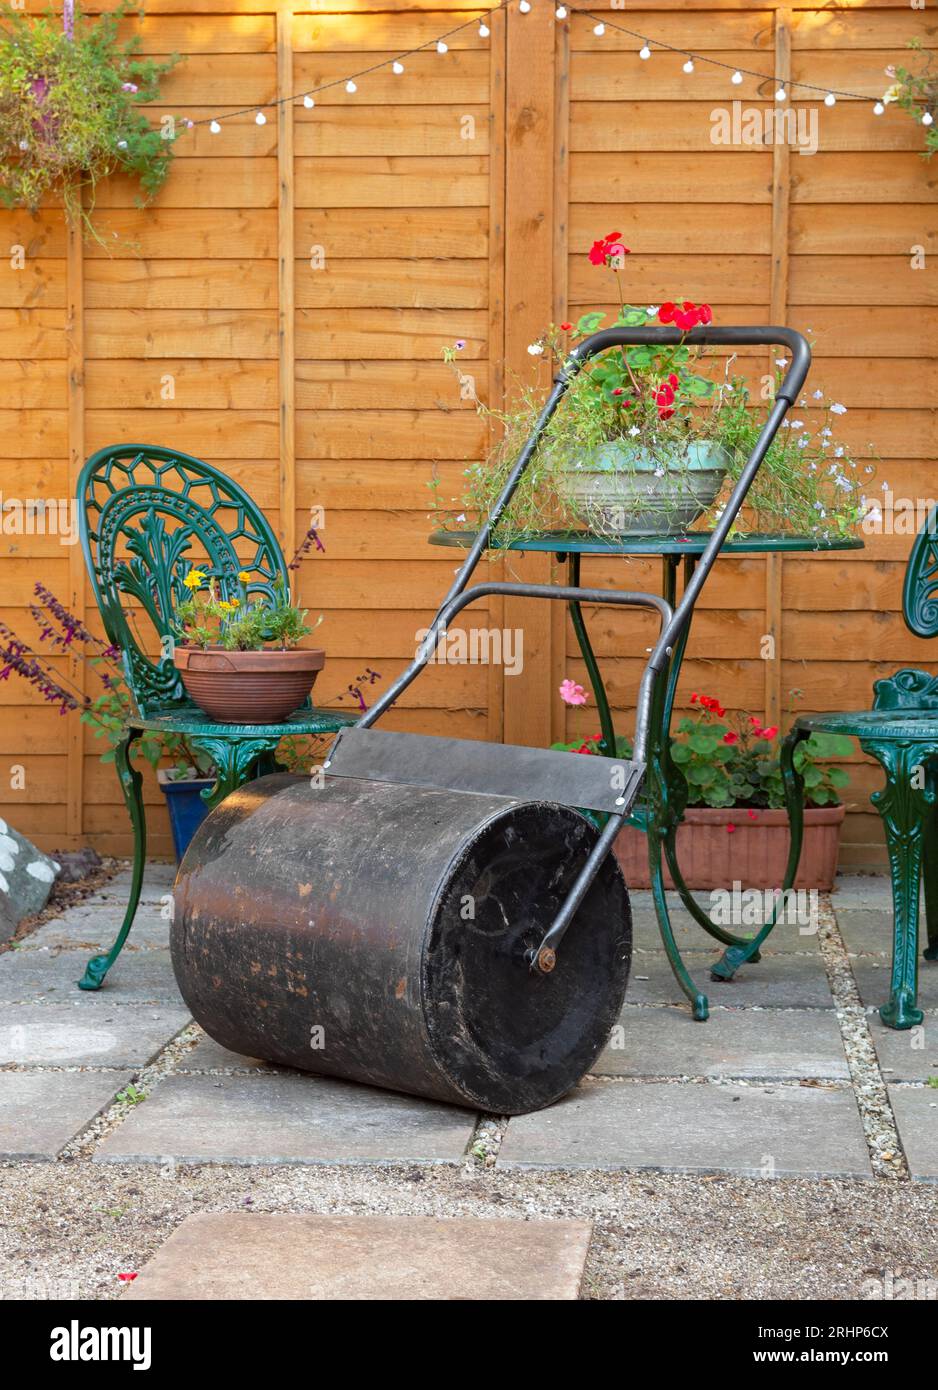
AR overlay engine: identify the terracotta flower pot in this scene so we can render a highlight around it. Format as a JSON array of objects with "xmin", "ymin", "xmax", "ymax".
[
  {"xmin": 614, "ymin": 803, "xmax": 846, "ymax": 891},
  {"xmin": 173, "ymin": 646, "xmax": 325, "ymax": 724}
]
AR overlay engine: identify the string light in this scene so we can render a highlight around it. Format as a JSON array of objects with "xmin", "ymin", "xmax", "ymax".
[
  {"xmin": 185, "ymin": 2, "xmax": 891, "ymax": 139},
  {"xmin": 924, "ymin": 111, "xmax": 934, "ymax": 126}
]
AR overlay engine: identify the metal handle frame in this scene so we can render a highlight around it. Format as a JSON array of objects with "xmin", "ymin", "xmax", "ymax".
[{"xmin": 352, "ymin": 326, "xmax": 810, "ymax": 972}]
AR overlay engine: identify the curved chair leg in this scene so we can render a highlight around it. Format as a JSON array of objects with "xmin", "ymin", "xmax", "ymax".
[
  {"xmin": 78, "ymin": 729, "xmax": 146, "ymax": 991},
  {"xmin": 711, "ymin": 726, "xmax": 808, "ymax": 981},
  {"xmin": 922, "ymin": 776, "xmax": 938, "ymax": 963},
  {"xmin": 649, "ymin": 824, "xmax": 709, "ymax": 1021},
  {"xmin": 861, "ymin": 737, "xmax": 938, "ymax": 1030}
]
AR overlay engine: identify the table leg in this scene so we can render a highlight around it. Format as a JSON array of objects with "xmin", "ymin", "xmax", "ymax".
[{"xmin": 567, "ymin": 553, "xmax": 617, "ymax": 758}]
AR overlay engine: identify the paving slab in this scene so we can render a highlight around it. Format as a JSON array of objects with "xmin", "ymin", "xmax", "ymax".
[
  {"xmin": 888, "ymin": 1086, "xmax": 938, "ymax": 1182},
  {"xmin": 0, "ymin": 947, "xmax": 181, "ymax": 1005},
  {"xmin": 853, "ymin": 956, "xmax": 938, "ymax": 1014},
  {"xmin": 830, "ymin": 874, "xmax": 894, "ymax": 910},
  {"xmin": 498, "ymin": 1077, "xmax": 872, "ymax": 1177},
  {"xmin": 175, "ymin": 1035, "xmax": 274, "ymax": 1072},
  {"xmin": 834, "ymin": 907, "xmax": 909, "ymax": 958},
  {"xmin": 869, "ymin": 1018, "xmax": 938, "ymax": 1083},
  {"xmin": 94, "ymin": 1073, "xmax": 476, "ymax": 1166},
  {"xmin": 628, "ymin": 949, "xmax": 833, "ymax": 1009},
  {"xmin": 123, "ymin": 1211, "xmax": 591, "ymax": 1300},
  {"xmin": 0, "ymin": 1003, "xmax": 189, "ymax": 1067},
  {"xmin": 630, "ymin": 907, "xmax": 822, "ymax": 955},
  {"xmin": 22, "ymin": 900, "xmax": 170, "ymax": 953},
  {"xmin": 594, "ymin": 1005, "xmax": 849, "ymax": 1081},
  {"xmin": 0, "ymin": 1070, "xmax": 132, "ymax": 1160}
]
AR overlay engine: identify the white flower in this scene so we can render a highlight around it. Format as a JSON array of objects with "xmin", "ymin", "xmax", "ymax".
[
  {"xmin": 799, "ymin": 435, "xmax": 810, "ymax": 448},
  {"xmin": 813, "ymin": 389, "xmax": 824, "ymax": 399},
  {"xmin": 820, "ymin": 427, "xmax": 832, "ymax": 436},
  {"xmin": 456, "ymin": 513, "xmax": 466, "ymax": 522},
  {"xmin": 829, "ymin": 402, "xmax": 847, "ymax": 414},
  {"xmin": 527, "ymin": 342, "xmax": 544, "ymax": 356},
  {"xmin": 653, "ymin": 467, "xmax": 665, "ymax": 477},
  {"xmin": 775, "ymin": 358, "xmax": 787, "ymax": 368},
  {"xmin": 628, "ymin": 427, "xmax": 641, "ymax": 437},
  {"xmin": 883, "ymin": 83, "xmax": 902, "ymax": 106},
  {"xmin": 790, "ymin": 419, "xmax": 804, "ymax": 428},
  {"xmin": 646, "ymin": 306, "xmax": 659, "ymax": 315},
  {"xmin": 834, "ymin": 474, "xmax": 853, "ymax": 491},
  {"xmin": 882, "ymin": 481, "xmax": 890, "ymax": 491},
  {"xmin": 834, "ymin": 446, "xmax": 844, "ymax": 457}
]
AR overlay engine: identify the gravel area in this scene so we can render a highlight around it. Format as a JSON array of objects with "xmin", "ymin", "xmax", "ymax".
[{"xmin": 2, "ymin": 1159, "xmax": 936, "ymax": 1301}]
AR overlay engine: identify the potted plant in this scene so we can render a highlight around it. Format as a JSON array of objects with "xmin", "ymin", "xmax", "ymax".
[
  {"xmin": 172, "ymin": 570, "xmax": 324, "ymax": 724},
  {"xmin": 553, "ymin": 685, "xmax": 853, "ymax": 891},
  {"xmin": 0, "ymin": 2, "xmax": 183, "ymax": 240},
  {"xmin": 433, "ymin": 235, "xmax": 875, "ymax": 545}
]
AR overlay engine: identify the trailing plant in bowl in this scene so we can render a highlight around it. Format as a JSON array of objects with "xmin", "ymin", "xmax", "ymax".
[
  {"xmin": 881, "ymin": 40, "xmax": 938, "ymax": 156},
  {"xmin": 433, "ymin": 235, "xmax": 875, "ymax": 545},
  {"xmin": 172, "ymin": 570, "xmax": 325, "ymax": 724},
  {"xmin": 0, "ymin": 1, "xmax": 182, "ymax": 237}
]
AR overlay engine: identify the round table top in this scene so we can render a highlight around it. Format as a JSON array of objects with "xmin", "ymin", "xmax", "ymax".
[{"xmin": 429, "ymin": 529, "xmax": 865, "ymax": 557}]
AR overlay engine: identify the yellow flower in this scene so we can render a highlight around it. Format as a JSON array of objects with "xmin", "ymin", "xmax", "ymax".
[
  {"xmin": 228, "ymin": 597, "xmax": 240, "ymax": 608},
  {"xmin": 238, "ymin": 570, "xmax": 252, "ymax": 582},
  {"xmin": 217, "ymin": 600, "xmax": 234, "ymax": 613},
  {"xmin": 183, "ymin": 568, "xmax": 207, "ymax": 589}
]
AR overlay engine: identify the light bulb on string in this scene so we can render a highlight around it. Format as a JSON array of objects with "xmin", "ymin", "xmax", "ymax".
[
  {"xmin": 479, "ymin": 21, "xmax": 490, "ymax": 36},
  {"xmin": 437, "ymin": 40, "xmax": 448, "ymax": 53},
  {"xmin": 639, "ymin": 44, "xmax": 651, "ymax": 61},
  {"xmin": 593, "ymin": 23, "xmax": 605, "ymax": 37},
  {"xmin": 555, "ymin": 5, "xmax": 567, "ymax": 18},
  {"xmin": 346, "ymin": 79, "xmax": 357, "ymax": 93},
  {"xmin": 775, "ymin": 86, "xmax": 786, "ymax": 101},
  {"xmin": 303, "ymin": 95, "xmax": 314, "ymax": 108},
  {"xmin": 255, "ymin": 111, "xmax": 267, "ymax": 124},
  {"xmin": 731, "ymin": 70, "xmax": 743, "ymax": 85},
  {"xmin": 824, "ymin": 92, "xmax": 836, "ymax": 106},
  {"xmin": 392, "ymin": 61, "xmax": 404, "ymax": 74},
  {"xmin": 873, "ymin": 101, "xmax": 885, "ymax": 115},
  {"xmin": 210, "ymin": 120, "xmax": 221, "ymax": 134},
  {"xmin": 519, "ymin": 0, "xmax": 531, "ymax": 11},
  {"xmin": 682, "ymin": 59, "xmax": 694, "ymax": 74},
  {"xmin": 923, "ymin": 111, "xmax": 934, "ymax": 126}
]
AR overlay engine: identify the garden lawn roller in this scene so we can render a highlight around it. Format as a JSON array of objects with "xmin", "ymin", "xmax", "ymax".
[{"xmin": 171, "ymin": 327, "xmax": 810, "ymax": 1114}]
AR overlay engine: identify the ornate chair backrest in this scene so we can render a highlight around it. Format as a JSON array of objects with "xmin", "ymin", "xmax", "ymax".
[
  {"xmin": 78, "ymin": 445, "xmax": 289, "ymax": 717},
  {"xmin": 903, "ymin": 501, "xmax": 938, "ymax": 640}
]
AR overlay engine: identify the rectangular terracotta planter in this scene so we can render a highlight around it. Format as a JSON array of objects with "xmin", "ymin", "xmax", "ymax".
[{"xmin": 614, "ymin": 804, "xmax": 846, "ymax": 891}]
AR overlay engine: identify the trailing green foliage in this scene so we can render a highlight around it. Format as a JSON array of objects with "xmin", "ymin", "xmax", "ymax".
[{"xmin": 0, "ymin": 3, "xmax": 181, "ymax": 235}]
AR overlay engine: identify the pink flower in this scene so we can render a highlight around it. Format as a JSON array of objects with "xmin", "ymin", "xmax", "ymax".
[
  {"xmin": 559, "ymin": 679, "xmax": 588, "ymax": 706},
  {"xmin": 760, "ymin": 725, "xmax": 779, "ymax": 740},
  {"xmin": 722, "ymin": 732, "xmax": 738, "ymax": 744},
  {"xmin": 726, "ymin": 823, "xmax": 736, "ymax": 834}
]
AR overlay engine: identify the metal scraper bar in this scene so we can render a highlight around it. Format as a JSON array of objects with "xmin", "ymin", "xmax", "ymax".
[{"xmin": 324, "ymin": 727, "xmax": 645, "ymax": 816}]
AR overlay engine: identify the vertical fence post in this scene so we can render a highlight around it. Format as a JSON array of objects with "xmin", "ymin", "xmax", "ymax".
[
  {"xmin": 277, "ymin": 1, "xmax": 296, "ymax": 577},
  {"xmin": 65, "ymin": 203, "xmax": 85, "ymax": 848},
  {"xmin": 765, "ymin": 7, "xmax": 791, "ymax": 731},
  {"xmin": 502, "ymin": 1, "xmax": 556, "ymax": 747}
]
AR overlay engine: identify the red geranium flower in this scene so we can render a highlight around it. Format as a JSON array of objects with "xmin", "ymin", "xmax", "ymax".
[
  {"xmin": 588, "ymin": 232, "xmax": 630, "ymax": 267},
  {"xmin": 560, "ymin": 321, "xmax": 572, "ymax": 331},
  {"xmin": 761, "ymin": 725, "xmax": 779, "ymax": 739},
  {"xmin": 726, "ymin": 823, "xmax": 736, "ymax": 834},
  {"xmin": 722, "ymin": 731, "xmax": 739, "ymax": 744},
  {"xmin": 658, "ymin": 302, "xmax": 676, "ymax": 324}
]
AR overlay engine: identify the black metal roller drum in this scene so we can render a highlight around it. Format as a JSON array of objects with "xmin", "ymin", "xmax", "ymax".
[{"xmin": 170, "ymin": 773, "xmax": 631, "ymax": 1114}]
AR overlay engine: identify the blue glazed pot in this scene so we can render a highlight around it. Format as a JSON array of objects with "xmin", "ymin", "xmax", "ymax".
[{"xmin": 158, "ymin": 772, "xmax": 213, "ymax": 864}]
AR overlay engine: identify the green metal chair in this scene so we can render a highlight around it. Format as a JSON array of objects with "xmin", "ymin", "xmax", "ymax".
[
  {"xmin": 76, "ymin": 443, "xmax": 357, "ymax": 991},
  {"xmin": 783, "ymin": 504, "xmax": 938, "ymax": 1029}
]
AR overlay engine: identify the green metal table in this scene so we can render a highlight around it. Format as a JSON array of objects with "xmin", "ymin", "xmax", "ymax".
[{"xmin": 431, "ymin": 528, "xmax": 864, "ymax": 1018}]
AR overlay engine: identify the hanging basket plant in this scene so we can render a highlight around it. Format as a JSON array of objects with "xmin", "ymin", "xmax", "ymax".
[{"xmin": 0, "ymin": 1, "xmax": 182, "ymax": 235}]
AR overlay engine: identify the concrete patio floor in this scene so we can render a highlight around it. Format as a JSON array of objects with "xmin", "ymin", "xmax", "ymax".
[{"xmin": 1, "ymin": 862, "xmax": 936, "ymax": 1300}]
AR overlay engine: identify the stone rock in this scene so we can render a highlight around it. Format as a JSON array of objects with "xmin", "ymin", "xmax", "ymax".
[
  {"xmin": 0, "ymin": 818, "xmax": 59, "ymax": 925},
  {"xmin": 49, "ymin": 847, "xmax": 101, "ymax": 884}
]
